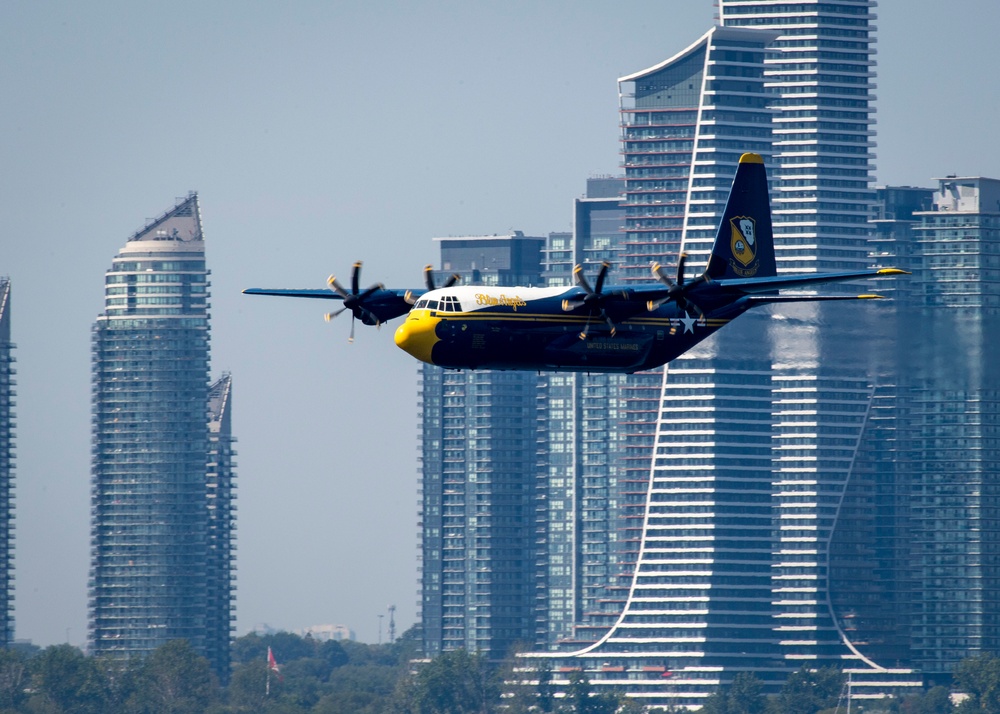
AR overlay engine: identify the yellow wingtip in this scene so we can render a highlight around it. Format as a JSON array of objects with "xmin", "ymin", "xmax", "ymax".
[
  {"xmin": 858, "ymin": 294, "xmax": 886, "ymax": 300},
  {"xmin": 739, "ymin": 152, "xmax": 764, "ymax": 164},
  {"xmin": 877, "ymin": 268, "xmax": 910, "ymax": 275}
]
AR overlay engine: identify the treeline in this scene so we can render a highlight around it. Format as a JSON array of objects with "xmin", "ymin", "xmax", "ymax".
[{"xmin": 1, "ymin": 629, "xmax": 998, "ymax": 713}]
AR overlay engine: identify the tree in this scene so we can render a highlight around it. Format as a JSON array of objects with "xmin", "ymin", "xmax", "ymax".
[
  {"xmin": 698, "ymin": 673, "xmax": 764, "ymax": 714},
  {"xmin": 126, "ymin": 639, "xmax": 218, "ymax": 714},
  {"xmin": 768, "ymin": 666, "xmax": 844, "ymax": 714},
  {"xmin": 556, "ymin": 671, "xmax": 619, "ymax": 714},
  {"xmin": 0, "ymin": 648, "xmax": 28, "ymax": 711},
  {"xmin": 28, "ymin": 644, "xmax": 109, "ymax": 714},
  {"xmin": 901, "ymin": 686, "xmax": 954, "ymax": 714},
  {"xmin": 226, "ymin": 660, "xmax": 271, "ymax": 712},
  {"xmin": 954, "ymin": 653, "xmax": 1000, "ymax": 713},
  {"xmin": 406, "ymin": 649, "xmax": 499, "ymax": 714}
]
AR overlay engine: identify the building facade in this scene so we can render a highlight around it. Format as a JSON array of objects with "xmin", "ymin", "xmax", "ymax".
[
  {"xmin": 419, "ymin": 233, "xmax": 544, "ymax": 660},
  {"xmin": 900, "ymin": 177, "xmax": 1000, "ymax": 676},
  {"xmin": 522, "ymin": 5, "xmax": 924, "ymax": 707},
  {"xmin": 89, "ymin": 193, "xmax": 233, "ymax": 678},
  {"xmin": 0, "ymin": 279, "xmax": 14, "ymax": 646}
]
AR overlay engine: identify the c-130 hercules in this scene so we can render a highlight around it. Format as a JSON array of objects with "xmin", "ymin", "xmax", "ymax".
[{"xmin": 244, "ymin": 153, "xmax": 906, "ymax": 373}]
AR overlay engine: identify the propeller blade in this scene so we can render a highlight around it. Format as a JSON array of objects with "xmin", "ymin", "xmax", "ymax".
[
  {"xmin": 357, "ymin": 283, "xmax": 384, "ymax": 302},
  {"xmin": 324, "ymin": 306, "xmax": 348, "ymax": 321},
  {"xmin": 574, "ymin": 265, "xmax": 594, "ymax": 295},
  {"xmin": 652, "ymin": 262, "xmax": 676, "ymax": 288},
  {"xmin": 562, "ymin": 298, "xmax": 587, "ymax": 312},
  {"xmin": 424, "ymin": 265, "xmax": 435, "ymax": 291},
  {"xmin": 594, "ymin": 261, "xmax": 610, "ymax": 294},
  {"xmin": 328, "ymin": 275, "xmax": 351, "ymax": 300},
  {"xmin": 351, "ymin": 261, "xmax": 362, "ymax": 296},
  {"xmin": 676, "ymin": 253, "xmax": 688, "ymax": 287},
  {"xmin": 349, "ymin": 315, "xmax": 356, "ymax": 343},
  {"xmin": 442, "ymin": 273, "xmax": 460, "ymax": 288}
]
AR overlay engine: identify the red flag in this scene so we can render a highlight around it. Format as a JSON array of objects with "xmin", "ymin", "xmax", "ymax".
[{"xmin": 267, "ymin": 647, "xmax": 283, "ymax": 681}]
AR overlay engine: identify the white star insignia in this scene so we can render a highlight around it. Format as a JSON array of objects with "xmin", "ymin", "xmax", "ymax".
[{"xmin": 680, "ymin": 316, "xmax": 697, "ymax": 333}]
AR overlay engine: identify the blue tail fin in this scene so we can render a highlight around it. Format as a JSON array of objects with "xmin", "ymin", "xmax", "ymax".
[{"xmin": 705, "ymin": 153, "xmax": 777, "ymax": 280}]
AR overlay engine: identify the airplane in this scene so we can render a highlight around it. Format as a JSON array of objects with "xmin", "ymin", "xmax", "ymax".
[{"xmin": 243, "ymin": 152, "xmax": 906, "ymax": 373}]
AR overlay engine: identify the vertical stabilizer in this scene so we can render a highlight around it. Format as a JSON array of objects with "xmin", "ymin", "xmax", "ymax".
[{"xmin": 706, "ymin": 153, "xmax": 777, "ymax": 280}]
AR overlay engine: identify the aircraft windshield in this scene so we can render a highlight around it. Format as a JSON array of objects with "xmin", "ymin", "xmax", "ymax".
[{"xmin": 413, "ymin": 295, "xmax": 461, "ymax": 312}]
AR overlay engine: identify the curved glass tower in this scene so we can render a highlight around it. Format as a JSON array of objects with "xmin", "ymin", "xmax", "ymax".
[{"xmin": 90, "ymin": 194, "xmax": 231, "ymax": 677}]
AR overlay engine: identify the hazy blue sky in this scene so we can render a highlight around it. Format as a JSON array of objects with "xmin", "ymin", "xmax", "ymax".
[{"xmin": 3, "ymin": 1, "xmax": 999, "ymax": 647}]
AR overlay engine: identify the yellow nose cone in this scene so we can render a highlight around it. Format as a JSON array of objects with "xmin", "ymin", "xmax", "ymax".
[{"xmin": 394, "ymin": 312, "xmax": 439, "ymax": 364}]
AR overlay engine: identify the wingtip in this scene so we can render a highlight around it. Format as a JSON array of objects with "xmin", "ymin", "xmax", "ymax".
[
  {"xmin": 877, "ymin": 268, "xmax": 911, "ymax": 276},
  {"xmin": 739, "ymin": 152, "xmax": 764, "ymax": 164},
  {"xmin": 858, "ymin": 294, "xmax": 887, "ymax": 300}
]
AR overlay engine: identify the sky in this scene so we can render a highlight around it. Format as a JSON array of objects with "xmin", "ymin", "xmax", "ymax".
[{"xmin": 2, "ymin": 1, "xmax": 999, "ymax": 648}]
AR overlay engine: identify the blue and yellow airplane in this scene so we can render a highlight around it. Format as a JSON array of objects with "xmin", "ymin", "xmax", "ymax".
[{"xmin": 243, "ymin": 153, "xmax": 906, "ymax": 373}]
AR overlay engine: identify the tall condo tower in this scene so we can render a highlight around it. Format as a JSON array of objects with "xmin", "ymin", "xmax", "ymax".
[
  {"xmin": 522, "ymin": 13, "xmax": 922, "ymax": 705},
  {"xmin": 902, "ymin": 177, "xmax": 1000, "ymax": 676},
  {"xmin": 0, "ymin": 279, "xmax": 14, "ymax": 645},
  {"xmin": 419, "ymin": 233, "xmax": 544, "ymax": 660},
  {"xmin": 719, "ymin": 0, "xmax": 886, "ymax": 670},
  {"xmin": 89, "ymin": 194, "xmax": 233, "ymax": 678}
]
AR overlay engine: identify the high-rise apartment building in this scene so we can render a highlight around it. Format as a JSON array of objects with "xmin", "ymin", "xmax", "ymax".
[
  {"xmin": 206, "ymin": 373, "xmax": 236, "ymax": 679},
  {"xmin": 0, "ymin": 279, "xmax": 14, "ymax": 645},
  {"xmin": 899, "ymin": 177, "xmax": 1000, "ymax": 676},
  {"xmin": 419, "ymin": 233, "xmax": 544, "ymax": 660},
  {"xmin": 536, "ymin": 181, "xmax": 632, "ymax": 648},
  {"xmin": 521, "ymin": 6, "xmax": 925, "ymax": 707},
  {"xmin": 89, "ymin": 193, "xmax": 234, "ymax": 678}
]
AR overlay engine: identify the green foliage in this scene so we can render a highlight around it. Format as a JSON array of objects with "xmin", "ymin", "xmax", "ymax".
[
  {"xmin": 404, "ymin": 649, "xmax": 500, "ymax": 714},
  {"xmin": 768, "ymin": 666, "xmax": 844, "ymax": 714},
  {"xmin": 699, "ymin": 672, "xmax": 765, "ymax": 714},
  {"xmin": 555, "ymin": 671, "xmax": 619, "ymax": 714},
  {"xmin": 900, "ymin": 686, "xmax": 954, "ymax": 714},
  {"xmin": 0, "ymin": 649, "xmax": 28, "ymax": 711},
  {"xmin": 126, "ymin": 639, "xmax": 218, "ymax": 714},
  {"xmin": 953, "ymin": 653, "xmax": 1000, "ymax": 713},
  {"xmin": 27, "ymin": 644, "xmax": 109, "ymax": 714}
]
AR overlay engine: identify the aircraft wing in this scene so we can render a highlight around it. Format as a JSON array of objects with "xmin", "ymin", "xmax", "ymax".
[{"xmin": 242, "ymin": 286, "xmax": 421, "ymax": 324}]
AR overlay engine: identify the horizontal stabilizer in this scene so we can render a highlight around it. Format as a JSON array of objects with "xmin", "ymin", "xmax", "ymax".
[
  {"xmin": 718, "ymin": 268, "xmax": 908, "ymax": 294},
  {"xmin": 746, "ymin": 293, "xmax": 886, "ymax": 307}
]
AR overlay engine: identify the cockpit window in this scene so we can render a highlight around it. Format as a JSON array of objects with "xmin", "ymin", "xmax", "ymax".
[{"xmin": 413, "ymin": 295, "xmax": 461, "ymax": 312}]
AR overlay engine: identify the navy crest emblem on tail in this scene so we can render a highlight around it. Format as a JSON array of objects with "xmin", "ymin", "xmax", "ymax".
[{"xmin": 729, "ymin": 215, "xmax": 759, "ymax": 276}]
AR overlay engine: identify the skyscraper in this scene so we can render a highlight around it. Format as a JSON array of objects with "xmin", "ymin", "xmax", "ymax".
[
  {"xmin": 536, "ymin": 180, "xmax": 633, "ymax": 648},
  {"xmin": 521, "ymin": 8, "xmax": 926, "ymax": 706},
  {"xmin": 206, "ymin": 373, "xmax": 236, "ymax": 680},
  {"xmin": 89, "ymin": 193, "xmax": 233, "ymax": 678},
  {"xmin": 899, "ymin": 177, "xmax": 1000, "ymax": 676},
  {"xmin": 0, "ymin": 279, "xmax": 14, "ymax": 646},
  {"xmin": 419, "ymin": 233, "xmax": 544, "ymax": 660}
]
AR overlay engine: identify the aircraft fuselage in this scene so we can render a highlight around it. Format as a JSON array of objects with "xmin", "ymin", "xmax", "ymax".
[{"xmin": 394, "ymin": 285, "xmax": 746, "ymax": 373}]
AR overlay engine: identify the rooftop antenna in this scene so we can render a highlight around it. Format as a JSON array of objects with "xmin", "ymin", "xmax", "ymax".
[{"xmin": 388, "ymin": 605, "xmax": 397, "ymax": 644}]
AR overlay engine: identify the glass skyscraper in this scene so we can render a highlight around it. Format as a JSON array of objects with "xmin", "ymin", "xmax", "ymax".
[
  {"xmin": 520, "ymin": 7, "xmax": 926, "ymax": 707},
  {"xmin": 418, "ymin": 233, "xmax": 544, "ymax": 660},
  {"xmin": 0, "ymin": 278, "xmax": 13, "ymax": 646},
  {"xmin": 89, "ymin": 193, "xmax": 233, "ymax": 678},
  {"xmin": 900, "ymin": 177, "xmax": 1000, "ymax": 676}
]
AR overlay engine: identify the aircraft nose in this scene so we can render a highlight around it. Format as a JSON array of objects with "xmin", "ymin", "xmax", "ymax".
[{"xmin": 394, "ymin": 312, "xmax": 439, "ymax": 364}]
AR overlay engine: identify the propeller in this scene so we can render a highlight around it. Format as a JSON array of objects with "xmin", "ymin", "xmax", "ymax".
[
  {"xmin": 406, "ymin": 265, "xmax": 461, "ymax": 304},
  {"xmin": 324, "ymin": 261, "xmax": 384, "ymax": 342},
  {"xmin": 424, "ymin": 265, "xmax": 461, "ymax": 291},
  {"xmin": 403, "ymin": 265, "xmax": 462, "ymax": 305},
  {"xmin": 562, "ymin": 261, "xmax": 618, "ymax": 340},
  {"xmin": 648, "ymin": 253, "xmax": 709, "ymax": 319}
]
